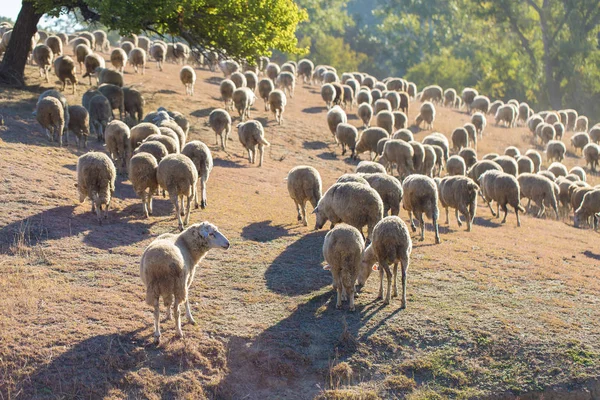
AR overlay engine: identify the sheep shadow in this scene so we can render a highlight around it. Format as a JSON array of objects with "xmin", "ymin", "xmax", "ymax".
[
  {"xmin": 158, "ymin": 89, "xmax": 178, "ymax": 95},
  {"xmin": 316, "ymin": 151, "xmax": 337, "ymax": 161},
  {"xmin": 303, "ymin": 140, "xmax": 329, "ymax": 150},
  {"xmin": 213, "ymin": 157, "xmax": 245, "ymax": 169},
  {"xmin": 302, "ymin": 106, "xmax": 327, "ymax": 114},
  {"xmin": 583, "ymin": 251, "xmax": 600, "ymax": 261},
  {"xmin": 205, "ymin": 76, "xmax": 224, "ymax": 85},
  {"xmin": 473, "ymin": 216, "xmax": 502, "ymax": 228},
  {"xmin": 190, "ymin": 107, "xmax": 216, "ymax": 118},
  {"xmin": 62, "ymin": 163, "xmax": 77, "ymax": 171},
  {"xmin": 254, "ymin": 117, "xmax": 269, "ymax": 127},
  {"xmin": 264, "ymin": 230, "xmax": 329, "ymax": 296},
  {"xmin": 218, "ymin": 290, "xmax": 400, "ymax": 398},
  {"xmin": 240, "ymin": 220, "xmax": 292, "ymax": 242}
]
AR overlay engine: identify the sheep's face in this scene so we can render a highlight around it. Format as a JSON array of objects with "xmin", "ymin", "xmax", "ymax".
[
  {"xmin": 313, "ymin": 207, "xmax": 328, "ymax": 230},
  {"xmin": 194, "ymin": 222, "xmax": 230, "ymax": 249}
]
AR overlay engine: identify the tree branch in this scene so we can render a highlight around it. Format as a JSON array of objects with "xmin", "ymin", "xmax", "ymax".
[
  {"xmin": 525, "ymin": 0, "xmax": 542, "ymax": 16},
  {"xmin": 504, "ymin": 6, "xmax": 538, "ymax": 71},
  {"xmin": 549, "ymin": 4, "xmax": 574, "ymax": 45}
]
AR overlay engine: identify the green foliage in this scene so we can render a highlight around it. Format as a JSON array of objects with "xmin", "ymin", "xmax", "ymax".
[
  {"xmin": 310, "ymin": 33, "xmax": 368, "ymax": 72},
  {"xmin": 406, "ymin": 51, "xmax": 475, "ymax": 91}
]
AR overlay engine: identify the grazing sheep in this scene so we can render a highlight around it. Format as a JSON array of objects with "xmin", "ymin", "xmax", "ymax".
[
  {"xmin": 420, "ymin": 85, "xmax": 443, "ymax": 103},
  {"xmin": 495, "ymin": 104, "xmax": 516, "ymax": 128},
  {"xmin": 81, "ymin": 53, "xmax": 105, "ymax": 85},
  {"xmin": 342, "ymin": 85, "xmax": 355, "ymax": 110},
  {"xmin": 32, "ymin": 44, "xmax": 53, "ymax": 82},
  {"xmin": 130, "ymin": 122, "xmax": 161, "ymax": 150},
  {"xmin": 98, "ymin": 83, "xmax": 124, "ymax": 120},
  {"xmin": 467, "ymin": 160, "xmax": 502, "ymax": 185},
  {"xmin": 356, "ymin": 161, "xmax": 387, "ymax": 174},
  {"xmin": 268, "ymin": 89, "xmax": 287, "ymax": 125},
  {"xmin": 220, "ymin": 79, "xmax": 236, "ymax": 111},
  {"xmin": 45, "ymin": 35, "xmax": 62, "ymax": 57},
  {"xmin": 517, "ymin": 173, "xmax": 559, "ymax": 219},
  {"xmin": 393, "ymin": 129, "xmax": 413, "ymax": 142},
  {"xmin": 172, "ymin": 43, "xmax": 190, "ymax": 64},
  {"xmin": 376, "ymin": 110, "xmax": 394, "ymax": 135},
  {"xmin": 338, "ymin": 174, "xmax": 369, "ymax": 185},
  {"xmin": 179, "ymin": 66, "xmax": 196, "ymax": 96},
  {"xmin": 516, "ymin": 156, "xmax": 534, "ymax": 175},
  {"xmin": 140, "ymin": 222, "xmax": 230, "ymax": 343},
  {"xmin": 446, "ymin": 155, "xmax": 466, "ymax": 176},
  {"xmin": 356, "ymin": 128, "xmax": 389, "ymax": 161},
  {"xmin": 459, "ymin": 148, "xmax": 478, "ymax": 169},
  {"xmin": 53, "ymin": 55, "xmax": 78, "ymax": 94},
  {"xmin": 76, "ymin": 152, "xmax": 116, "ymax": 223},
  {"xmin": 75, "ymin": 44, "xmax": 91, "ymax": 73},
  {"xmin": 545, "ymin": 140, "xmax": 566, "ymax": 163},
  {"xmin": 438, "ymin": 175, "xmax": 479, "ymax": 231},
  {"xmin": 583, "ymin": 143, "xmax": 600, "ymax": 171},
  {"xmin": 571, "ymin": 132, "xmax": 591, "ymax": 155},
  {"xmin": 157, "ymin": 154, "xmax": 198, "ymax": 230},
  {"xmin": 504, "ymin": 146, "xmax": 521, "ymax": 159},
  {"xmin": 287, "ymin": 166, "xmax": 322, "ymax": 226},
  {"xmin": 120, "ymin": 41, "xmax": 134, "ymax": 56},
  {"xmin": 524, "ymin": 150, "xmax": 542, "ymax": 172},
  {"xmin": 335, "ymin": 123, "xmax": 358, "ymax": 159},
  {"xmin": 181, "ymin": 141, "xmax": 213, "ymax": 209},
  {"xmin": 452, "ymin": 127, "xmax": 469, "ymax": 152},
  {"xmin": 528, "ymin": 115, "xmax": 544, "ymax": 135},
  {"xmin": 327, "ymin": 106, "xmax": 347, "ymax": 143},
  {"xmin": 471, "ymin": 112, "xmax": 487, "ymax": 139},
  {"xmin": 362, "ymin": 173, "xmax": 404, "ymax": 217},
  {"xmin": 96, "ymin": 67, "xmax": 123, "ymax": 87},
  {"xmin": 479, "ymin": 170, "xmax": 525, "ymax": 226},
  {"xmin": 444, "ymin": 89, "xmax": 457, "ymax": 107},
  {"xmin": 574, "ymin": 190, "xmax": 600, "ymax": 229},
  {"xmin": 66, "ymin": 105, "xmax": 89, "ymax": 148},
  {"xmin": 358, "ymin": 216, "xmax": 412, "ymax": 307},
  {"xmin": 149, "ymin": 44, "xmax": 166, "ymax": 71},
  {"xmin": 493, "ymin": 156, "xmax": 518, "ymax": 177},
  {"xmin": 548, "ymin": 162, "xmax": 568, "ymax": 177},
  {"xmin": 575, "ymin": 116, "xmax": 589, "ymax": 132},
  {"xmin": 123, "ymin": 87, "xmax": 145, "ymax": 123},
  {"xmin": 415, "ymin": 102, "xmax": 436, "ymax": 130},
  {"xmin": 36, "ymin": 97, "xmax": 65, "ymax": 146},
  {"xmin": 237, "ymin": 120, "xmax": 270, "ymax": 166},
  {"xmin": 232, "ymin": 87, "xmax": 255, "ymax": 121},
  {"xmin": 105, "ymin": 120, "xmax": 131, "ymax": 175},
  {"xmin": 313, "ymin": 182, "xmax": 384, "ymax": 242},
  {"xmin": 322, "ymin": 225, "xmax": 365, "ymax": 311},
  {"xmin": 402, "ymin": 174, "xmax": 440, "ymax": 243},
  {"xmin": 470, "ymin": 95, "xmax": 490, "ymax": 114},
  {"xmin": 569, "ymin": 166, "xmax": 587, "ymax": 182},
  {"xmin": 110, "ymin": 48, "xmax": 127, "ymax": 72}
]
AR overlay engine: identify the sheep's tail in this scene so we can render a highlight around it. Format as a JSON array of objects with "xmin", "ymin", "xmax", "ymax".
[
  {"xmin": 257, "ymin": 135, "xmax": 270, "ymax": 146},
  {"xmin": 145, "ymin": 281, "xmax": 160, "ymax": 306}
]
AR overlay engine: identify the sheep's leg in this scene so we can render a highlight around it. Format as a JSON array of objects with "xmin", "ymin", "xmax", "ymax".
[
  {"xmin": 381, "ymin": 261, "xmax": 392, "ymax": 305},
  {"xmin": 500, "ymin": 204, "xmax": 509, "ymax": 223},
  {"xmin": 417, "ymin": 212, "xmax": 425, "ymax": 242},
  {"xmin": 445, "ymin": 207, "xmax": 450, "ymax": 224},
  {"xmin": 336, "ymin": 285, "xmax": 343, "ymax": 309},
  {"xmin": 293, "ymin": 200, "xmax": 302, "ymax": 222},
  {"xmin": 193, "ymin": 181, "xmax": 200, "ymax": 209},
  {"xmin": 455, "ymin": 208, "xmax": 463, "ymax": 227},
  {"xmin": 433, "ymin": 213, "xmax": 440, "ymax": 244},
  {"xmin": 183, "ymin": 194, "xmax": 192, "ymax": 226},
  {"xmin": 400, "ymin": 256, "xmax": 409, "ymax": 309},
  {"xmin": 408, "ymin": 211, "xmax": 416, "ymax": 232},
  {"xmin": 301, "ymin": 201, "xmax": 308, "ymax": 227},
  {"xmin": 496, "ymin": 203, "xmax": 500, "ymax": 219},
  {"xmin": 179, "ymin": 195, "xmax": 185, "ymax": 216},
  {"xmin": 392, "ymin": 262, "xmax": 398, "ymax": 297},
  {"xmin": 153, "ymin": 299, "xmax": 161, "ymax": 344},
  {"xmin": 258, "ymin": 145, "xmax": 264, "ymax": 167},
  {"xmin": 174, "ymin": 303, "xmax": 183, "ymax": 338},
  {"xmin": 184, "ymin": 299, "xmax": 196, "ymax": 325},
  {"xmin": 376, "ymin": 266, "xmax": 384, "ymax": 300},
  {"xmin": 515, "ymin": 206, "xmax": 522, "ymax": 227},
  {"xmin": 200, "ymin": 176, "xmax": 208, "ymax": 209},
  {"xmin": 347, "ymin": 285, "xmax": 355, "ymax": 311},
  {"xmin": 142, "ymin": 192, "xmax": 150, "ymax": 218},
  {"xmin": 172, "ymin": 194, "xmax": 184, "ymax": 231},
  {"xmin": 247, "ymin": 149, "xmax": 253, "ymax": 164}
]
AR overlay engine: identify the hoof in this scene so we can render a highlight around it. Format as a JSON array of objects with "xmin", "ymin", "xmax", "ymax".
[
  {"xmin": 336, "ymin": 304, "xmax": 342, "ymax": 309},
  {"xmin": 400, "ymin": 303, "xmax": 406, "ymax": 310},
  {"xmin": 154, "ymin": 334, "xmax": 161, "ymax": 345},
  {"xmin": 188, "ymin": 318, "xmax": 197, "ymax": 325},
  {"xmin": 297, "ymin": 215, "xmax": 302, "ymax": 221},
  {"xmin": 200, "ymin": 201, "xmax": 207, "ymax": 209},
  {"xmin": 303, "ymin": 221, "xmax": 308, "ymax": 227},
  {"xmin": 383, "ymin": 299, "xmax": 390, "ymax": 305},
  {"xmin": 349, "ymin": 306, "xmax": 355, "ymax": 312},
  {"xmin": 410, "ymin": 225, "xmax": 417, "ymax": 233}
]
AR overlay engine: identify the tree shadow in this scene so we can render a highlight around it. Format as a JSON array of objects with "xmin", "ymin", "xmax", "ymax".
[
  {"xmin": 190, "ymin": 107, "xmax": 216, "ymax": 118},
  {"xmin": 240, "ymin": 220, "xmax": 293, "ymax": 242},
  {"xmin": 302, "ymin": 106, "xmax": 327, "ymax": 114},
  {"xmin": 303, "ymin": 140, "xmax": 329, "ymax": 150}
]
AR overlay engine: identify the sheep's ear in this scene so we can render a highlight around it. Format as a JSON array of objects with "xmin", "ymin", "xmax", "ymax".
[
  {"xmin": 372, "ymin": 264, "xmax": 379, "ymax": 271},
  {"xmin": 322, "ymin": 264, "xmax": 331, "ymax": 271}
]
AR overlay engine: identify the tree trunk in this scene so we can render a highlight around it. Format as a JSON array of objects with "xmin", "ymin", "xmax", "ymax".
[
  {"xmin": 0, "ymin": 1, "xmax": 43, "ymax": 86},
  {"xmin": 542, "ymin": 39, "xmax": 562, "ymax": 110}
]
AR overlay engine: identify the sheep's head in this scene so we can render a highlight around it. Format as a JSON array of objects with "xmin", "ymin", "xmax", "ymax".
[
  {"xmin": 312, "ymin": 206, "xmax": 328, "ymax": 230},
  {"xmin": 191, "ymin": 222, "xmax": 230, "ymax": 249},
  {"xmin": 357, "ymin": 245, "xmax": 376, "ymax": 290}
]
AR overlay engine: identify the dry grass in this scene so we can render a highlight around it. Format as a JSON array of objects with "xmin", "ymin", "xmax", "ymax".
[{"xmin": 0, "ymin": 44, "xmax": 599, "ymax": 399}]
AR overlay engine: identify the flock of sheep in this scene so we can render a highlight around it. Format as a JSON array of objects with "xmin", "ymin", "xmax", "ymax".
[{"xmin": 3, "ymin": 22, "xmax": 599, "ymax": 343}]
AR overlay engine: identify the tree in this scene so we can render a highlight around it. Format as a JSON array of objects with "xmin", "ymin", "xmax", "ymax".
[{"xmin": 0, "ymin": 0, "xmax": 307, "ymax": 86}]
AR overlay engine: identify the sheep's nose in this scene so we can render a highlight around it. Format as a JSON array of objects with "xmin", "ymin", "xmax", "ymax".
[{"xmin": 223, "ymin": 241, "xmax": 230, "ymax": 250}]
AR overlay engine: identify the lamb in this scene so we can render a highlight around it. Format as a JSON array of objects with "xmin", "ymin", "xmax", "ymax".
[
  {"xmin": 237, "ymin": 120, "xmax": 270, "ymax": 166},
  {"xmin": 181, "ymin": 141, "xmax": 213, "ymax": 209},
  {"xmin": 149, "ymin": 44, "xmax": 166, "ymax": 71},
  {"xmin": 76, "ymin": 152, "xmax": 116, "ymax": 224},
  {"xmin": 415, "ymin": 102, "xmax": 436, "ymax": 130},
  {"xmin": 313, "ymin": 182, "xmax": 383, "ymax": 242},
  {"xmin": 82, "ymin": 53, "xmax": 105, "ymax": 85},
  {"xmin": 287, "ymin": 166, "xmax": 322, "ymax": 226},
  {"xmin": 140, "ymin": 222, "xmax": 230, "ymax": 343},
  {"xmin": 67, "ymin": 105, "xmax": 89, "ymax": 148},
  {"xmin": 545, "ymin": 140, "xmax": 566, "ymax": 162},
  {"xmin": 402, "ymin": 174, "xmax": 441, "ymax": 243},
  {"xmin": 524, "ymin": 149, "xmax": 542, "ymax": 172},
  {"xmin": 393, "ymin": 129, "xmax": 413, "ymax": 142},
  {"xmin": 361, "ymin": 173, "xmax": 404, "ymax": 217},
  {"xmin": 517, "ymin": 156, "xmax": 534, "ymax": 175},
  {"xmin": 128, "ymin": 48, "xmax": 146, "ymax": 74},
  {"xmin": 443, "ymin": 88, "xmax": 457, "ymax": 107},
  {"xmin": 571, "ymin": 132, "xmax": 590, "ymax": 155},
  {"xmin": 356, "ymin": 128, "xmax": 389, "ymax": 161},
  {"xmin": 569, "ymin": 166, "xmax": 587, "ymax": 182},
  {"xmin": 583, "ymin": 143, "xmax": 599, "ymax": 171},
  {"xmin": 135, "ymin": 141, "xmax": 168, "ymax": 165},
  {"xmin": 232, "ymin": 87, "xmax": 255, "ymax": 121},
  {"xmin": 36, "ymin": 97, "xmax": 65, "ymax": 146},
  {"xmin": 451, "ymin": 127, "xmax": 469, "ymax": 152},
  {"xmin": 335, "ymin": 123, "xmax": 358, "ymax": 158},
  {"xmin": 357, "ymin": 216, "xmax": 412, "ymax": 308},
  {"xmin": 419, "ymin": 85, "xmax": 443, "ymax": 103},
  {"xmin": 438, "ymin": 176, "xmax": 479, "ymax": 231},
  {"xmin": 327, "ymin": 106, "xmax": 347, "ymax": 143},
  {"xmin": 130, "ymin": 122, "xmax": 161, "ymax": 150},
  {"xmin": 574, "ymin": 190, "xmax": 600, "ymax": 229},
  {"xmin": 357, "ymin": 103, "xmax": 373, "ymax": 128},
  {"xmin": 208, "ymin": 108, "xmax": 232, "ymax": 151},
  {"xmin": 123, "ymin": 87, "xmax": 145, "ymax": 123},
  {"xmin": 157, "ymin": 154, "xmax": 198, "ymax": 230},
  {"xmin": 517, "ymin": 173, "xmax": 559, "ymax": 219},
  {"xmin": 470, "ymin": 95, "xmax": 490, "ymax": 114},
  {"xmin": 461, "ymin": 88, "xmax": 478, "ymax": 112},
  {"xmin": 268, "ymin": 89, "xmax": 287, "ymax": 125},
  {"xmin": 459, "ymin": 148, "xmax": 478, "ymax": 169},
  {"xmin": 322, "ymin": 224, "xmax": 364, "ymax": 311},
  {"xmin": 495, "ymin": 104, "xmax": 516, "ymax": 127},
  {"xmin": 110, "ymin": 48, "xmax": 127, "ymax": 72},
  {"xmin": 98, "ymin": 83, "xmax": 125, "ymax": 120},
  {"xmin": 32, "ymin": 44, "xmax": 53, "ymax": 82},
  {"xmin": 179, "ymin": 66, "xmax": 196, "ymax": 96},
  {"xmin": 446, "ymin": 155, "xmax": 466, "ymax": 176},
  {"xmin": 53, "ymin": 55, "xmax": 78, "ymax": 94},
  {"xmin": 356, "ymin": 161, "xmax": 387, "ymax": 174},
  {"xmin": 479, "ymin": 170, "xmax": 525, "ymax": 226},
  {"xmin": 75, "ymin": 44, "xmax": 91, "ymax": 73},
  {"xmin": 45, "ymin": 35, "xmax": 62, "ymax": 57},
  {"xmin": 230, "ymin": 71, "xmax": 247, "ymax": 88},
  {"xmin": 575, "ymin": 116, "xmax": 589, "ymax": 132},
  {"xmin": 548, "ymin": 162, "xmax": 568, "ymax": 177},
  {"xmin": 471, "ymin": 112, "xmax": 487, "ymax": 139},
  {"xmin": 220, "ymin": 79, "xmax": 236, "ymax": 111},
  {"xmin": 258, "ymin": 78, "xmax": 274, "ymax": 111},
  {"xmin": 276, "ymin": 71, "xmax": 295, "ymax": 98},
  {"xmin": 376, "ymin": 110, "xmax": 394, "ymax": 135},
  {"xmin": 96, "ymin": 67, "xmax": 123, "ymax": 87},
  {"xmin": 104, "ymin": 120, "xmax": 131, "ymax": 175}
]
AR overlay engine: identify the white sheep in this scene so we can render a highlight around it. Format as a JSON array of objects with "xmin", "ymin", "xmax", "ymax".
[
  {"xmin": 258, "ymin": 78, "xmax": 274, "ymax": 111},
  {"xmin": 76, "ymin": 152, "xmax": 116, "ymax": 224},
  {"xmin": 181, "ymin": 141, "xmax": 213, "ymax": 210},
  {"xmin": 479, "ymin": 170, "xmax": 525, "ymax": 226},
  {"xmin": 157, "ymin": 154, "xmax": 198, "ymax": 230},
  {"xmin": 220, "ymin": 79, "xmax": 236, "ymax": 111},
  {"xmin": 287, "ymin": 166, "xmax": 322, "ymax": 226},
  {"xmin": 36, "ymin": 96, "xmax": 65, "ymax": 146},
  {"xmin": 402, "ymin": 174, "xmax": 441, "ymax": 243},
  {"xmin": 357, "ymin": 103, "xmax": 373, "ymax": 128},
  {"xmin": 237, "ymin": 120, "xmax": 270, "ymax": 167},
  {"xmin": 232, "ymin": 87, "xmax": 255, "ymax": 121},
  {"xmin": 104, "ymin": 120, "xmax": 131, "ymax": 175},
  {"xmin": 129, "ymin": 152, "xmax": 159, "ymax": 217},
  {"xmin": 326, "ymin": 106, "xmax": 347, "ymax": 143},
  {"xmin": 517, "ymin": 173, "xmax": 559, "ymax": 219},
  {"xmin": 32, "ymin": 44, "xmax": 53, "ymax": 82},
  {"xmin": 179, "ymin": 66, "xmax": 196, "ymax": 96},
  {"xmin": 208, "ymin": 108, "xmax": 232, "ymax": 151},
  {"xmin": 268, "ymin": 89, "xmax": 287, "ymax": 125},
  {"xmin": 438, "ymin": 176, "xmax": 479, "ymax": 231},
  {"xmin": 415, "ymin": 102, "xmax": 436, "ymax": 130}
]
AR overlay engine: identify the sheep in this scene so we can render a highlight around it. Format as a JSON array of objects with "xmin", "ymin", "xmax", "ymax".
[
  {"xmin": 422, "ymin": 133, "xmax": 450, "ymax": 167},
  {"xmin": 444, "ymin": 88, "xmax": 457, "ymax": 107},
  {"xmin": 402, "ymin": 174, "xmax": 440, "ymax": 243},
  {"xmin": 341, "ymin": 85, "xmax": 355, "ymax": 110},
  {"xmin": 320, "ymin": 83, "xmax": 335, "ymax": 109},
  {"xmin": 553, "ymin": 122, "xmax": 565, "ymax": 140},
  {"xmin": 489, "ymin": 100, "xmax": 504, "ymax": 116},
  {"xmin": 53, "ymin": 55, "xmax": 78, "ymax": 94},
  {"xmin": 516, "ymin": 156, "xmax": 534, "ymax": 175},
  {"xmin": 438, "ymin": 176, "xmax": 479, "ymax": 231},
  {"xmin": 276, "ymin": 71, "xmax": 295, "ymax": 99},
  {"xmin": 407, "ymin": 82, "xmax": 417, "ymax": 99},
  {"xmin": 571, "ymin": 132, "xmax": 591, "ymax": 155},
  {"xmin": 104, "ymin": 120, "xmax": 131, "ymax": 175},
  {"xmin": 232, "ymin": 87, "xmax": 255, "ymax": 121},
  {"xmin": 467, "ymin": 160, "xmax": 502, "ymax": 185},
  {"xmin": 219, "ymin": 79, "xmax": 236, "ymax": 111},
  {"xmin": 470, "ymin": 95, "xmax": 490, "ymax": 114},
  {"xmin": 237, "ymin": 120, "xmax": 270, "ymax": 166},
  {"xmin": 130, "ymin": 122, "xmax": 161, "ymax": 150},
  {"xmin": 356, "ymin": 161, "xmax": 387, "ymax": 174},
  {"xmin": 287, "ymin": 166, "xmax": 322, "ymax": 226},
  {"xmin": 337, "ymin": 174, "xmax": 369, "ymax": 185},
  {"xmin": 384, "ymin": 91, "xmax": 400, "ymax": 111},
  {"xmin": 420, "ymin": 85, "xmax": 443, "ymax": 103},
  {"xmin": 356, "ymin": 103, "xmax": 373, "ymax": 129},
  {"xmin": 123, "ymin": 87, "xmax": 145, "ymax": 123},
  {"xmin": 538, "ymin": 124, "xmax": 555, "ymax": 145},
  {"xmin": 393, "ymin": 129, "xmax": 413, "ymax": 142},
  {"xmin": 149, "ymin": 44, "xmax": 166, "ymax": 71},
  {"xmin": 545, "ymin": 112, "xmax": 560, "ymax": 125},
  {"xmin": 135, "ymin": 141, "xmax": 168, "ymax": 165},
  {"xmin": 208, "ymin": 108, "xmax": 232, "ymax": 151},
  {"xmin": 574, "ymin": 190, "xmax": 600, "ymax": 229},
  {"xmin": 415, "ymin": 102, "xmax": 436, "ymax": 130},
  {"xmin": 257, "ymin": 78, "xmax": 275, "ymax": 111},
  {"xmin": 244, "ymin": 71, "xmax": 258, "ymax": 92},
  {"xmin": 335, "ymin": 123, "xmax": 358, "ymax": 159},
  {"xmin": 96, "ymin": 84, "xmax": 124, "ymax": 120},
  {"xmin": 569, "ymin": 166, "xmax": 587, "ymax": 182},
  {"xmin": 548, "ymin": 162, "xmax": 568, "ymax": 177},
  {"xmin": 483, "ymin": 153, "xmax": 499, "ymax": 160},
  {"xmin": 583, "ymin": 143, "xmax": 600, "ymax": 171},
  {"xmin": 391, "ymin": 112, "xmax": 407, "ymax": 132},
  {"xmin": 517, "ymin": 173, "xmax": 559, "ymax": 219},
  {"xmin": 109, "ymin": 48, "xmax": 127, "ymax": 72},
  {"xmin": 356, "ymin": 128, "xmax": 389, "ymax": 161},
  {"xmin": 313, "ymin": 182, "xmax": 383, "ymax": 242},
  {"xmin": 93, "ymin": 30, "xmax": 108, "ymax": 52},
  {"xmin": 356, "ymin": 89, "xmax": 372, "ymax": 105},
  {"xmin": 463, "ymin": 123, "xmax": 476, "ymax": 147},
  {"xmin": 361, "ymin": 173, "xmax": 404, "ymax": 217},
  {"xmin": 408, "ymin": 141, "xmax": 425, "ymax": 174},
  {"xmin": 179, "ymin": 66, "xmax": 196, "ymax": 96},
  {"xmin": 265, "ymin": 62, "xmax": 280, "ymax": 82},
  {"xmin": 471, "ymin": 112, "xmax": 487, "ymax": 139},
  {"xmin": 446, "ymin": 155, "xmax": 466, "ymax": 176},
  {"xmin": 298, "ymin": 59, "xmax": 314, "ymax": 84},
  {"xmin": 144, "ymin": 133, "xmax": 179, "ymax": 154},
  {"xmin": 156, "ymin": 154, "xmax": 198, "ymax": 230},
  {"xmin": 461, "ymin": 88, "xmax": 478, "ymax": 112},
  {"xmin": 76, "ymin": 152, "xmax": 116, "ymax": 224},
  {"xmin": 458, "ymin": 148, "xmax": 478, "ymax": 169},
  {"xmin": 495, "ymin": 104, "xmax": 516, "ymax": 127},
  {"xmin": 419, "ymin": 145, "xmax": 436, "ymax": 177},
  {"xmin": 172, "ymin": 43, "xmax": 190, "ymax": 64},
  {"xmin": 218, "ymin": 59, "xmax": 240, "ymax": 77},
  {"xmin": 268, "ymin": 89, "xmax": 287, "ymax": 125},
  {"xmin": 479, "ymin": 170, "xmax": 525, "ymax": 226},
  {"xmin": 376, "ymin": 110, "xmax": 394, "ymax": 135},
  {"xmin": 67, "ymin": 105, "xmax": 90, "ymax": 148},
  {"xmin": 128, "ymin": 48, "xmax": 146, "ymax": 74},
  {"xmin": 538, "ymin": 170, "xmax": 557, "ymax": 181},
  {"xmin": 528, "ymin": 115, "xmax": 544, "ymax": 136},
  {"xmin": 523, "ymin": 150, "xmax": 542, "ymax": 172},
  {"xmin": 181, "ymin": 141, "xmax": 213, "ymax": 210},
  {"xmin": 230, "ymin": 71, "xmax": 247, "ymax": 88},
  {"xmin": 77, "ymin": 32, "xmax": 94, "ymax": 49},
  {"xmin": 374, "ymin": 99, "xmax": 392, "ymax": 115},
  {"xmin": 140, "ymin": 222, "xmax": 229, "ymax": 343},
  {"xmin": 571, "ymin": 186, "xmax": 595, "ymax": 218},
  {"xmin": 326, "ymin": 106, "xmax": 347, "ymax": 144},
  {"xmin": 322, "ymin": 225, "xmax": 364, "ymax": 311},
  {"xmin": 36, "ymin": 97, "xmax": 65, "ymax": 146},
  {"xmin": 575, "ymin": 116, "xmax": 589, "ymax": 132},
  {"xmin": 75, "ymin": 44, "xmax": 91, "ymax": 73},
  {"xmin": 32, "ymin": 44, "xmax": 53, "ymax": 82},
  {"xmin": 589, "ymin": 125, "xmax": 600, "ymax": 144},
  {"xmin": 81, "ymin": 53, "xmax": 105, "ymax": 85},
  {"xmin": 545, "ymin": 140, "xmax": 566, "ymax": 163},
  {"xmin": 492, "ymin": 156, "xmax": 518, "ymax": 177},
  {"xmin": 152, "ymin": 112, "xmax": 187, "ymax": 149},
  {"xmin": 96, "ymin": 67, "xmax": 123, "ymax": 87},
  {"xmin": 504, "ymin": 146, "xmax": 521, "ymax": 159},
  {"xmin": 45, "ymin": 35, "xmax": 62, "ymax": 57},
  {"xmin": 451, "ymin": 127, "xmax": 469, "ymax": 152}
]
